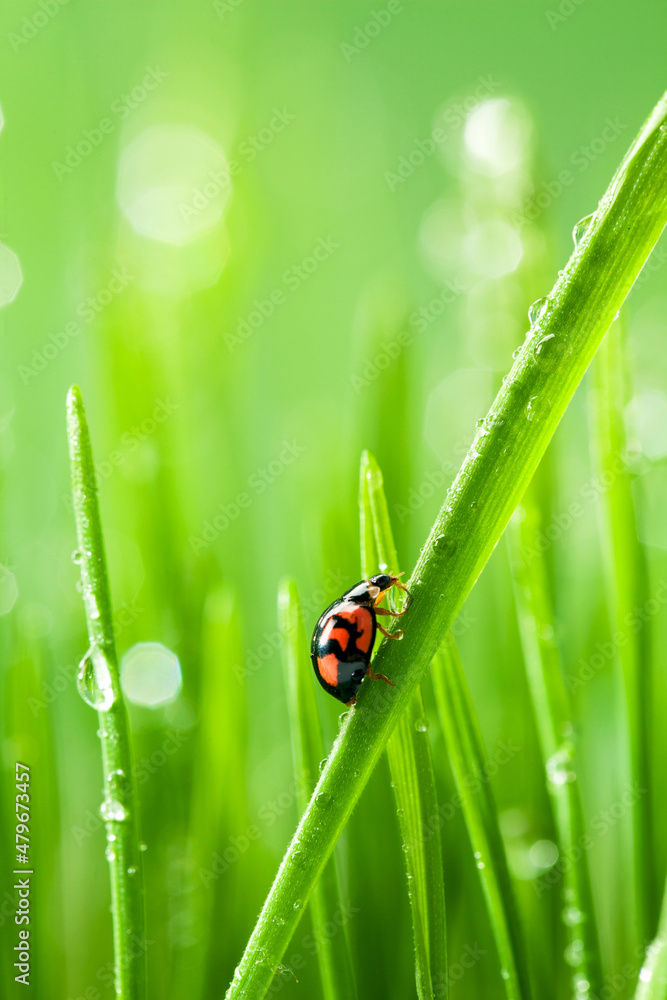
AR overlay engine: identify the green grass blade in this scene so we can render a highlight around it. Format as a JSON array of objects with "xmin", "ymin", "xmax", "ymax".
[
  {"xmin": 279, "ymin": 578, "xmax": 357, "ymax": 1000},
  {"xmin": 224, "ymin": 93, "xmax": 667, "ymax": 1000},
  {"xmin": 360, "ymin": 450, "xmax": 448, "ymax": 1000},
  {"xmin": 66, "ymin": 385, "xmax": 146, "ymax": 1000},
  {"xmin": 431, "ymin": 635, "xmax": 531, "ymax": 1000},
  {"xmin": 508, "ymin": 495, "xmax": 603, "ymax": 999},
  {"xmin": 590, "ymin": 317, "xmax": 655, "ymax": 944},
  {"xmin": 634, "ymin": 879, "xmax": 667, "ymax": 1000}
]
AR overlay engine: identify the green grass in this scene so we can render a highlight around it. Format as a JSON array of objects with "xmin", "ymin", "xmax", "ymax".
[
  {"xmin": 4, "ymin": 11, "xmax": 667, "ymax": 999},
  {"xmin": 224, "ymin": 93, "xmax": 667, "ymax": 1000},
  {"xmin": 360, "ymin": 451, "xmax": 447, "ymax": 1000},
  {"xmin": 66, "ymin": 386, "xmax": 146, "ymax": 1000},
  {"xmin": 431, "ymin": 635, "xmax": 531, "ymax": 1000}
]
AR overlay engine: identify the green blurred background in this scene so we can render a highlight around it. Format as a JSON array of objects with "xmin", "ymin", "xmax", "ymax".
[{"xmin": 2, "ymin": 2, "xmax": 667, "ymax": 998}]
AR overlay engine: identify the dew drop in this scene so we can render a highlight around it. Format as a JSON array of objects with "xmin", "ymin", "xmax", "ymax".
[
  {"xmin": 572, "ymin": 213, "xmax": 595, "ymax": 247},
  {"xmin": 105, "ymin": 844, "xmax": 116, "ymax": 862},
  {"xmin": 528, "ymin": 296, "xmax": 549, "ymax": 326},
  {"xmin": 77, "ymin": 647, "xmax": 116, "ymax": 711},
  {"xmin": 564, "ymin": 939, "xmax": 584, "ymax": 967},
  {"xmin": 500, "ymin": 969, "xmax": 510, "ymax": 981},
  {"xmin": 546, "ymin": 744, "xmax": 576, "ymax": 788},
  {"xmin": 71, "ymin": 549, "xmax": 83, "ymax": 564},
  {"xmin": 477, "ymin": 860, "xmax": 485, "ymax": 870},
  {"xmin": 293, "ymin": 900, "xmax": 301, "ymax": 910},
  {"xmin": 127, "ymin": 866, "xmax": 137, "ymax": 875},
  {"xmin": 318, "ymin": 758, "xmax": 328, "ymax": 773},
  {"xmin": 316, "ymin": 792, "xmax": 332, "ymax": 808},
  {"xmin": 139, "ymin": 843, "xmax": 148, "ymax": 852},
  {"xmin": 100, "ymin": 799, "xmax": 128, "ymax": 822},
  {"xmin": 563, "ymin": 905, "xmax": 583, "ymax": 927},
  {"xmin": 414, "ymin": 719, "xmax": 428, "ymax": 733}
]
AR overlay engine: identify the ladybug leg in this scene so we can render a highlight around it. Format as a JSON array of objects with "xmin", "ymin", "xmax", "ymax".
[
  {"xmin": 377, "ymin": 623, "xmax": 404, "ymax": 641},
  {"xmin": 366, "ymin": 664, "xmax": 394, "ymax": 686},
  {"xmin": 346, "ymin": 695, "xmax": 357, "ymax": 706},
  {"xmin": 376, "ymin": 606, "xmax": 405, "ymax": 618}
]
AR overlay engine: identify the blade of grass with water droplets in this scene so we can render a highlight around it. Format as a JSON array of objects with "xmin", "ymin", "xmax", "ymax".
[
  {"xmin": 279, "ymin": 578, "xmax": 357, "ymax": 1000},
  {"xmin": 361, "ymin": 450, "xmax": 447, "ymax": 1000},
  {"xmin": 66, "ymin": 385, "xmax": 145, "ymax": 1000},
  {"xmin": 225, "ymin": 94, "xmax": 667, "ymax": 1000},
  {"xmin": 508, "ymin": 493, "xmax": 603, "ymax": 1000},
  {"xmin": 590, "ymin": 317, "xmax": 655, "ymax": 945},
  {"xmin": 431, "ymin": 634, "xmax": 531, "ymax": 1000}
]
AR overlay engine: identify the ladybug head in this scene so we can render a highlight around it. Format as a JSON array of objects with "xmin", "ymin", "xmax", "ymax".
[{"xmin": 369, "ymin": 572, "xmax": 408, "ymax": 597}]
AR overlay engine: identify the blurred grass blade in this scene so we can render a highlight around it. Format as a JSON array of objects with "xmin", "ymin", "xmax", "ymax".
[
  {"xmin": 225, "ymin": 93, "xmax": 667, "ymax": 1000},
  {"xmin": 360, "ymin": 450, "xmax": 447, "ymax": 1000},
  {"xmin": 172, "ymin": 587, "xmax": 248, "ymax": 1000},
  {"xmin": 279, "ymin": 578, "xmax": 357, "ymax": 1000},
  {"xmin": 66, "ymin": 385, "xmax": 146, "ymax": 1000},
  {"xmin": 590, "ymin": 317, "xmax": 655, "ymax": 943},
  {"xmin": 431, "ymin": 635, "xmax": 530, "ymax": 1000},
  {"xmin": 508, "ymin": 494, "xmax": 603, "ymax": 999},
  {"xmin": 634, "ymin": 879, "xmax": 667, "ymax": 1000}
]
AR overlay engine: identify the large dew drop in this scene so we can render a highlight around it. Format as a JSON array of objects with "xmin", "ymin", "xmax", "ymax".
[
  {"xmin": 572, "ymin": 213, "xmax": 595, "ymax": 247},
  {"xmin": 100, "ymin": 799, "xmax": 128, "ymax": 822},
  {"xmin": 528, "ymin": 296, "xmax": 549, "ymax": 326},
  {"xmin": 77, "ymin": 647, "xmax": 116, "ymax": 711}
]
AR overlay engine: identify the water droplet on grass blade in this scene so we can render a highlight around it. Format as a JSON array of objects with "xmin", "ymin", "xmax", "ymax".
[
  {"xmin": 528, "ymin": 296, "xmax": 549, "ymax": 326},
  {"xmin": 572, "ymin": 213, "xmax": 595, "ymax": 246},
  {"xmin": 71, "ymin": 549, "xmax": 82, "ymax": 564},
  {"xmin": 563, "ymin": 905, "xmax": 583, "ymax": 926},
  {"xmin": 77, "ymin": 647, "xmax": 116, "ymax": 711},
  {"xmin": 101, "ymin": 799, "xmax": 128, "ymax": 822}
]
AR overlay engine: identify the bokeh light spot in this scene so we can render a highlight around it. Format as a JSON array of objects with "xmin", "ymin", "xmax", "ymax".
[
  {"xmin": 116, "ymin": 125, "xmax": 231, "ymax": 246},
  {"xmin": 625, "ymin": 391, "xmax": 667, "ymax": 460},
  {"xmin": 121, "ymin": 642, "xmax": 182, "ymax": 707},
  {"xmin": 463, "ymin": 220, "xmax": 523, "ymax": 278},
  {"xmin": 464, "ymin": 98, "xmax": 532, "ymax": 176}
]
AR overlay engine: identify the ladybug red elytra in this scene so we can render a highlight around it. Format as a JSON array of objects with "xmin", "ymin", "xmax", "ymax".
[{"xmin": 310, "ymin": 573, "xmax": 409, "ymax": 705}]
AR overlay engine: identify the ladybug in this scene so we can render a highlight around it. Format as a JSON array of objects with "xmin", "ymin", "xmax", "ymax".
[{"xmin": 310, "ymin": 573, "xmax": 409, "ymax": 705}]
